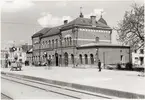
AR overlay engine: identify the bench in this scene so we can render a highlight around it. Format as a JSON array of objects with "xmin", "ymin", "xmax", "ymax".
[{"xmin": 10, "ymin": 62, "xmax": 22, "ymax": 71}]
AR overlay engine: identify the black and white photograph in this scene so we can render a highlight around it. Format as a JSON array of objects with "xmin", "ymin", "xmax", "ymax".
[{"xmin": 1, "ymin": 0, "xmax": 144, "ymax": 99}]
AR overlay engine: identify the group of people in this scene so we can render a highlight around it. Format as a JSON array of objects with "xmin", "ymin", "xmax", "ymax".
[{"xmin": 44, "ymin": 58, "xmax": 102, "ymax": 71}]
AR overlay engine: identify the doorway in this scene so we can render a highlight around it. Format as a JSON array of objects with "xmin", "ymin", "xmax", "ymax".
[{"xmin": 55, "ymin": 53, "xmax": 59, "ymax": 66}]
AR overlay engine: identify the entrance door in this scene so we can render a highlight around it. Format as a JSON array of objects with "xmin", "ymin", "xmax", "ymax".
[{"xmin": 55, "ymin": 53, "xmax": 59, "ymax": 66}]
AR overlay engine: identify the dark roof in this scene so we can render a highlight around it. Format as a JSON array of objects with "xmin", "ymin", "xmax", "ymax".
[
  {"xmin": 98, "ymin": 17, "xmax": 107, "ymax": 25},
  {"xmin": 32, "ymin": 28, "xmax": 51, "ymax": 38},
  {"xmin": 22, "ymin": 45, "xmax": 32, "ymax": 52},
  {"xmin": 61, "ymin": 17, "xmax": 111, "ymax": 30},
  {"xmin": 33, "ymin": 16, "xmax": 111, "ymax": 38},
  {"xmin": 41, "ymin": 26, "xmax": 62, "ymax": 38}
]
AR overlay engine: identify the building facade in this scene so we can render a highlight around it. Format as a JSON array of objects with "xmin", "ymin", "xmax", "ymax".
[
  {"xmin": 26, "ymin": 48, "xmax": 33, "ymax": 64},
  {"xmin": 1, "ymin": 49, "xmax": 9, "ymax": 68},
  {"xmin": 132, "ymin": 45, "xmax": 144, "ymax": 67},
  {"xmin": 32, "ymin": 13, "xmax": 131, "ymax": 67},
  {"xmin": 9, "ymin": 44, "xmax": 32, "ymax": 63}
]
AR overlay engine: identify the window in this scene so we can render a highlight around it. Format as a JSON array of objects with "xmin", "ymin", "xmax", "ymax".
[
  {"xmin": 90, "ymin": 54, "xmax": 94, "ymax": 64},
  {"xmin": 49, "ymin": 40, "xmax": 51, "ymax": 48},
  {"xmin": 64, "ymin": 38, "xmax": 66, "ymax": 46},
  {"xmin": 52, "ymin": 40, "xmax": 54, "ymax": 48},
  {"xmin": 70, "ymin": 37, "xmax": 72, "ymax": 45},
  {"xmin": 96, "ymin": 37, "xmax": 99, "ymax": 42},
  {"xmin": 56, "ymin": 39, "xmax": 58, "ymax": 48},
  {"xmin": 134, "ymin": 50, "xmax": 137, "ymax": 53},
  {"xmin": 79, "ymin": 54, "xmax": 83, "ymax": 64},
  {"xmin": 120, "ymin": 55, "xmax": 123, "ymax": 61},
  {"xmin": 67, "ymin": 37, "xmax": 69, "ymax": 46},
  {"xmin": 140, "ymin": 49, "xmax": 144, "ymax": 54},
  {"xmin": 84, "ymin": 54, "xmax": 88, "ymax": 64},
  {"xmin": 71, "ymin": 54, "xmax": 74, "ymax": 64}
]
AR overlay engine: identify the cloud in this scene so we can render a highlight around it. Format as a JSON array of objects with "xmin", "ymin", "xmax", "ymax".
[
  {"xmin": 1, "ymin": 0, "xmax": 34, "ymax": 12},
  {"xmin": 85, "ymin": 8, "xmax": 106, "ymax": 19},
  {"xmin": 37, "ymin": 12, "xmax": 73, "ymax": 27}
]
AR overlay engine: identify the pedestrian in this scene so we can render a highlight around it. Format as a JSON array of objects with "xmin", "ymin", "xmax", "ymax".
[
  {"xmin": 8, "ymin": 60, "xmax": 11, "ymax": 66},
  {"xmin": 47, "ymin": 58, "xmax": 51, "ymax": 69},
  {"xmin": 98, "ymin": 59, "xmax": 101, "ymax": 72}
]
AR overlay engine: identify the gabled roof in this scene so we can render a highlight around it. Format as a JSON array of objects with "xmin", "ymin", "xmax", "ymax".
[
  {"xmin": 22, "ymin": 45, "xmax": 32, "ymax": 52},
  {"xmin": 41, "ymin": 26, "xmax": 62, "ymax": 38},
  {"xmin": 98, "ymin": 17, "xmax": 107, "ymax": 25},
  {"xmin": 33, "ymin": 16, "xmax": 112, "ymax": 38},
  {"xmin": 61, "ymin": 17, "xmax": 111, "ymax": 30},
  {"xmin": 32, "ymin": 28, "xmax": 51, "ymax": 38}
]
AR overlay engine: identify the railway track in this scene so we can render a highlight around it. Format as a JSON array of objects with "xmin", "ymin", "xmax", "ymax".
[
  {"xmin": 1, "ymin": 74, "xmax": 115, "ymax": 99},
  {"xmin": 1, "ymin": 93, "xmax": 13, "ymax": 100}
]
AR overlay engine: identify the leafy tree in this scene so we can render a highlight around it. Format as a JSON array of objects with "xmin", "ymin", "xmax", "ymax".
[{"xmin": 115, "ymin": 4, "xmax": 144, "ymax": 50}]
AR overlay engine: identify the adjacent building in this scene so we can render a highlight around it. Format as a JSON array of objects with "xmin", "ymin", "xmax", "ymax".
[
  {"xmin": 9, "ymin": 44, "xmax": 32, "ymax": 63},
  {"xmin": 132, "ymin": 44, "xmax": 144, "ymax": 67},
  {"xmin": 32, "ymin": 12, "xmax": 131, "ymax": 67}
]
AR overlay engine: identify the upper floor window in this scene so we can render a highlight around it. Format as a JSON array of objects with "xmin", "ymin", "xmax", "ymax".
[
  {"xmin": 70, "ymin": 37, "xmax": 72, "ymax": 45},
  {"xmin": 56, "ymin": 39, "xmax": 58, "ymax": 48},
  {"xmin": 49, "ymin": 40, "xmax": 51, "ymax": 48},
  {"xmin": 140, "ymin": 49, "xmax": 144, "ymax": 54},
  {"xmin": 67, "ymin": 37, "xmax": 69, "ymax": 46},
  {"xmin": 96, "ymin": 37, "xmax": 99, "ymax": 43},
  {"xmin": 64, "ymin": 38, "xmax": 66, "ymax": 46},
  {"xmin": 52, "ymin": 39, "xmax": 54, "ymax": 48},
  {"xmin": 134, "ymin": 50, "xmax": 137, "ymax": 53}
]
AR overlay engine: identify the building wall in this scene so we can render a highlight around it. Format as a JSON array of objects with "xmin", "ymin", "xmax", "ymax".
[
  {"xmin": 26, "ymin": 53, "xmax": 32, "ymax": 64},
  {"xmin": 98, "ymin": 47, "xmax": 130, "ymax": 65},
  {"xmin": 77, "ymin": 28, "xmax": 111, "ymax": 46},
  {"xmin": 77, "ymin": 47, "xmax": 130, "ymax": 66},
  {"xmin": 31, "ymin": 28, "xmax": 130, "ymax": 67},
  {"xmin": 132, "ymin": 47, "xmax": 144, "ymax": 66}
]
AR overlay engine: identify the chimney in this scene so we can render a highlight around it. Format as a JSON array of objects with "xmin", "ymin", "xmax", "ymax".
[
  {"xmin": 64, "ymin": 20, "xmax": 68, "ymax": 24},
  {"xmin": 90, "ymin": 16, "xmax": 96, "ymax": 27}
]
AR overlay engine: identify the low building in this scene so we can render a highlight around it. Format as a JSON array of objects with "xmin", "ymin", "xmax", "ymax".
[
  {"xmin": 9, "ymin": 44, "xmax": 32, "ymax": 63},
  {"xmin": 31, "ymin": 12, "xmax": 131, "ymax": 67}
]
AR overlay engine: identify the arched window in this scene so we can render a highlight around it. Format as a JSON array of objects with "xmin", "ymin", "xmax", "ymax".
[
  {"xmin": 56, "ymin": 39, "xmax": 58, "ymax": 48},
  {"xmin": 64, "ymin": 38, "xmax": 66, "ymax": 47},
  {"xmin": 67, "ymin": 37, "xmax": 69, "ymax": 46},
  {"xmin": 70, "ymin": 37, "xmax": 72, "ymax": 46},
  {"xmin": 52, "ymin": 39, "xmax": 54, "ymax": 48},
  {"xmin": 71, "ymin": 54, "xmax": 74, "ymax": 64},
  {"xmin": 79, "ymin": 54, "xmax": 83, "ymax": 64},
  {"xmin": 49, "ymin": 40, "xmax": 51, "ymax": 48},
  {"xmin": 90, "ymin": 54, "xmax": 94, "ymax": 64},
  {"xmin": 84, "ymin": 54, "xmax": 88, "ymax": 64}
]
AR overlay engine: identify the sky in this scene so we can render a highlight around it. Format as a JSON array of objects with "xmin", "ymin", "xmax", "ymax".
[{"xmin": 1, "ymin": 0, "xmax": 143, "ymax": 49}]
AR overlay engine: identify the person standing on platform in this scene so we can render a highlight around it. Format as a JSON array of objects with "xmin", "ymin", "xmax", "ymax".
[{"xmin": 98, "ymin": 59, "xmax": 101, "ymax": 72}]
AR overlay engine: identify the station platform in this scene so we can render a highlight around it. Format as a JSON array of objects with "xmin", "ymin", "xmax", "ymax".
[{"xmin": 1, "ymin": 65, "xmax": 145, "ymax": 98}]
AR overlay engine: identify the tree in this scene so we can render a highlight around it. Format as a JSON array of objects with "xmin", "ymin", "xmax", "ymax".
[{"xmin": 115, "ymin": 4, "xmax": 144, "ymax": 50}]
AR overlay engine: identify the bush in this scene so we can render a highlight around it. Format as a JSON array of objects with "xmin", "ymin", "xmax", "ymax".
[{"xmin": 125, "ymin": 62, "xmax": 133, "ymax": 70}]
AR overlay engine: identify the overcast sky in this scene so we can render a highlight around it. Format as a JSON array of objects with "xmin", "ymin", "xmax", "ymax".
[{"xmin": 1, "ymin": 0, "xmax": 143, "ymax": 49}]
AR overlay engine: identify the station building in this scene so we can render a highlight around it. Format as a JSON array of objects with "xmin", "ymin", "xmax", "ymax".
[{"xmin": 32, "ymin": 12, "xmax": 131, "ymax": 67}]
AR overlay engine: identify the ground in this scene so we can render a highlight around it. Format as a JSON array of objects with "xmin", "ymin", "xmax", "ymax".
[{"xmin": 1, "ymin": 65, "xmax": 145, "ymax": 95}]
